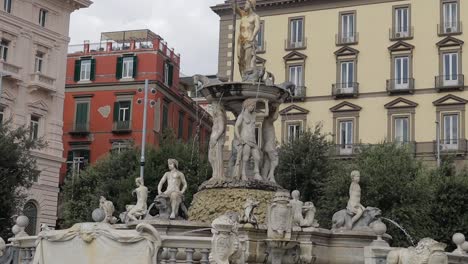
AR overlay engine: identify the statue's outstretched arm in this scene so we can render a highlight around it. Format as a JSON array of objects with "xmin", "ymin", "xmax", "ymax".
[
  {"xmin": 158, "ymin": 174, "xmax": 167, "ymax": 194},
  {"xmin": 251, "ymin": 15, "xmax": 261, "ymax": 42}
]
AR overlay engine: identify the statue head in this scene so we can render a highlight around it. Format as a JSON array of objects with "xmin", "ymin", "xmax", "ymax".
[
  {"xmin": 135, "ymin": 177, "xmax": 143, "ymax": 187},
  {"xmin": 242, "ymin": 98, "xmax": 257, "ymax": 112},
  {"xmin": 99, "ymin": 196, "xmax": 106, "ymax": 203},
  {"xmin": 245, "ymin": 0, "xmax": 256, "ymax": 11},
  {"xmin": 350, "ymin": 170, "xmax": 360, "ymax": 182},
  {"xmin": 168, "ymin": 159, "xmax": 179, "ymax": 170},
  {"xmin": 291, "ymin": 190, "xmax": 300, "ymax": 200}
]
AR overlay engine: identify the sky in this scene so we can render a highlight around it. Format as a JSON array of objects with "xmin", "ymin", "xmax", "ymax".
[{"xmin": 69, "ymin": 0, "xmax": 226, "ymax": 76}]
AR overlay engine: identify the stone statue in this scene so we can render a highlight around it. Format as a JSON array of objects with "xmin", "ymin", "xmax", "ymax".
[
  {"xmin": 261, "ymin": 103, "xmax": 279, "ymax": 182},
  {"xmin": 289, "ymin": 190, "xmax": 319, "ymax": 228},
  {"xmin": 0, "ymin": 237, "xmax": 5, "ymax": 257},
  {"xmin": 267, "ymin": 191, "xmax": 293, "ymax": 240},
  {"xmin": 122, "ymin": 178, "xmax": 148, "ymax": 223},
  {"xmin": 157, "ymin": 159, "xmax": 188, "ymax": 219},
  {"xmin": 11, "ymin": 215, "xmax": 29, "ymax": 238},
  {"xmin": 210, "ymin": 212, "xmax": 241, "ymax": 264},
  {"xmin": 232, "ymin": 0, "xmax": 260, "ymax": 77},
  {"xmin": 241, "ymin": 197, "xmax": 259, "ymax": 227},
  {"xmin": 332, "ymin": 206, "xmax": 381, "ymax": 231},
  {"xmin": 347, "ymin": 170, "xmax": 366, "ymax": 226},
  {"xmin": 99, "ymin": 196, "xmax": 117, "ymax": 224},
  {"xmin": 387, "ymin": 238, "xmax": 448, "ymax": 264},
  {"xmin": 41, "ymin": 224, "xmax": 52, "ymax": 231},
  {"xmin": 234, "ymin": 99, "xmax": 268, "ymax": 181},
  {"xmin": 209, "ymin": 101, "xmax": 227, "ymax": 180}
]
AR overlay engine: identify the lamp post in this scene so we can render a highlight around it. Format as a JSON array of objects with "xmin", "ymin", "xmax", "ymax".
[
  {"xmin": 136, "ymin": 79, "xmax": 156, "ymax": 183},
  {"xmin": 436, "ymin": 120, "xmax": 441, "ymax": 168}
]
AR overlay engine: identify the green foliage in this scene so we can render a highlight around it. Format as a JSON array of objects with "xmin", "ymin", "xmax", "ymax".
[
  {"xmin": 0, "ymin": 123, "xmax": 44, "ymax": 240},
  {"xmin": 61, "ymin": 130, "xmax": 210, "ymax": 227}
]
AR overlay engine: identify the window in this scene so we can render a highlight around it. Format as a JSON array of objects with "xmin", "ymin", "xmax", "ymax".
[
  {"xmin": 256, "ymin": 21, "xmax": 265, "ymax": 52},
  {"xmin": 178, "ymin": 112, "xmax": 184, "ymax": 139},
  {"xmin": 443, "ymin": 114, "xmax": 459, "ymax": 148},
  {"xmin": 111, "ymin": 141, "xmax": 131, "ymax": 153},
  {"xmin": 80, "ymin": 59, "xmax": 91, "ymax": 81},
  {"xmin": 74, "ymin": 102, "xmax": 89, "ymax": 131},
  {"xmin": 0, "ymin": 107, "xmax": 4, "ymax": 125},
  {"xmin": 394, "ymin": 56, "xmax": 409, "ymax": 89},
  {"xmin": 339, "ymin": 120, "xmax": 354, "ymax": 154},
  {"xmin": 394, "ymin": 117, "xmax": 409, "ymax": 143},
  {"xmin": 164, "ymin": 62, "xmax": 173, "ymax": 86},
  {"xmin": 34, "ymin": 51, "xmax": 44, "ymax": 73},
  {"xmin": 113, "ymin": 100, "xmax": 132, "ymax": 131},
  {"xmin": 340, "ymin": 13, "xmax": 356, "ymax": 43},
  {"xmin": 116, "ymin": 56, "xmax": 137, "ymax": 79},
  {"xmin": 442, "ymin": 1, "xmax": 458, "ymax": 33},
  {"xmin": 289, "ymin": 18, "xmax": 304, "ymax": 48},
  {"xmin": 0, "ymin": 39, "xmax": 9, "ymax": 61},
  {"xmin": 3, "ymin": 0, "xmax": 11, "ymax": 13},
  {"xmin": 122, "ymin": 57, "xmax": 134, "ymax": 78},
  {"xmin": 39, "ymin": 9, "xmax": 47, "ymax": 27},
  {"xmin": 162, "ymin": 103, "xmax": 169, "ymax": 130},
  {"xmin": 395, "ymin": 7, "xmax": 410, "ymax": 36},
  {"xmin": 66, "ymin": 149, "xmax": 90, "ymax": 175},
  {"xmin": 288, "ymin": 65, "xmax": 303, "ymax": 88},
  {"xmin": 443, "ymin": 52, "xmax": 459, "ymax": 85},
  {"xmin": 30, "ymin": 115, "xmax": 39, "ymax": 140},
  {"xmin": 23, "ymin": 201, "xmax": 38, "ymax": 235},
  {"xmin": 287, "ymin": 123, "xmax": 301, "ymax": 142},
  {"xmin": 340, "ymin": 61, "xmax": 355, "ymax": 89}
]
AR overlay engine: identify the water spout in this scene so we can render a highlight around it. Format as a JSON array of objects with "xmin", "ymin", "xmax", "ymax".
[
  {"xmin": 381, "ymin": 217, "xmax": 415, "ymax": 247},
  {"xmin": 179, "ymin": 228, "xmax": 212, "ymax": 235}
]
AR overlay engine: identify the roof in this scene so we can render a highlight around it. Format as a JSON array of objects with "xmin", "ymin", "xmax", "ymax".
[{"xmin": 100, "ymin": 29, "xmax": 160, "ymax": 43}]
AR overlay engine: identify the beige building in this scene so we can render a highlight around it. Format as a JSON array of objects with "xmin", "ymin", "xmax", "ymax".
[
  {"xmin": 0, "ymin": 0, "xmax": 92, "ymax": 234},
  {"xmin": 212, "ymin": 0, "xmax": 468, "ymax": 166}
]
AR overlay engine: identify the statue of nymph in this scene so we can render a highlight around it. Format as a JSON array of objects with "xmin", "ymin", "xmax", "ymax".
[
  {"xmin": 261, "ymin": 103, "xmax": 279, "ymax": 182},
  {"xmin": 346, "ymin": 170, "xmax": 365, "ymax": 226},
  {"xmin": 157, "ymin": 159, "xmax": 188, "ymax": 219},
  {"xmin": 208, "ymin": 101, "xmax": 227, "ymax": 180},
  {"xmin": 126, "ymin": 177, "xmax": 148, "ymax": 222},
  {"xmin": 232, "ymin": 0, "xmax": 260, "ymax": 76}
]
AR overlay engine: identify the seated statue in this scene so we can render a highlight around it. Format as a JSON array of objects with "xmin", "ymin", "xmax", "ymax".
[
  {"xmin": 157, "ymin": 159, "xmax": 188, "ymax": 219},
  {"xmin": 121, "ymin": 178, "xmax": 148, "ymax": 223},
  {"xmin": 240, "ymin": 197, "xmax": 259, "ymax": 227},
  {"xmin": 289, "ymin": 190, "xmax": 319, "ymax": 228},
  {"xmin": 387, "ymin": 238, "xmax": 448, "ymax": 264}
]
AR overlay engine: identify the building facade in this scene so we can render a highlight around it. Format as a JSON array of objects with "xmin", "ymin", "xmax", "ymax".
[
  {"xmin": 213, "ymin": 0, "xmax": 468, "ymax": 166},
  {"xmin": 62, "ymin": 30, "xmax": 212, "ymax": 187},
  {"xmin": 0, "ymin": 0, "xmax": 92, "ymax": 234}
]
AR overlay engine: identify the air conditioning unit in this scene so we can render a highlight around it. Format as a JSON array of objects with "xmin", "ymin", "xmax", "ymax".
[
  {"xmin": 395, "ymin": 32, "xmax": 401, "ymax": 38},
  {"xmin": 446, "ymin": 27, "xmax": 453, "ymax": 33}
]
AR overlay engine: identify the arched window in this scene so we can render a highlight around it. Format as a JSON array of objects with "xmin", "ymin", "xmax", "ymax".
[{"xmin": 23, "ymin": 201, "xmax": 38, "ymax": 235}]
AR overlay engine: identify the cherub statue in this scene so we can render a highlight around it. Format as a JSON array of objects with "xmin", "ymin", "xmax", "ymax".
[
  {"xmin": 99, "ymin": 196, "xmax": 117, "ymax": 224},
  {"xmin": 122, "ymin": 178, "xmax": 148, "ymax": 223},
  {"xmin": 241, "ymin": 197, "xmax": 259, "ymax": 227}
]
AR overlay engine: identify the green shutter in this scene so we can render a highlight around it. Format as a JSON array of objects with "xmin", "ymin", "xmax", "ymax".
[
  {"xmin": 113, "ymin": 102, "xmax": 120, "ymax": 121},
  {"xmin": 132, "ymin": 56, "xmax": 138, "ymax": 78},
  {"xmin": 75, "ymin": 103, "xmax": 89, "ymax": 126},
  {"xmin": 116, "ymin": 57, "xmax": 123, "ymax": 79},
  {"xmin": 74, "ymin": 60, "xmax": 81, "ymax": 82},
  {"xmin": 178, "ymin": 113, "xmax": 184, "ymax": 139},
  {"xmin": 162, "ymin": 104, "xmax": 168, "ymax": 130},
  {"xmin": 82, "ymin": 150, "xmax": 90, "ymax": 166},
  {"xmin": 90, "ymin": 59, "xmax": 96, "ymax": 81},
  {"xmin": 168, "ymin": 64, "xmax": 174, "ymax": 87}
]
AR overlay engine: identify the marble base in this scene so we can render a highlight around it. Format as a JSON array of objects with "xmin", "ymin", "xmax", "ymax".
[{"xmin": 198, "ymin": 178, "xmax": 284, "ymax": 192}]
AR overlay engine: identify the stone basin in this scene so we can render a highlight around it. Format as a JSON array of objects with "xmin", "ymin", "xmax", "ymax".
[{"xmin": 199, "ymin": 82, "xmax": 290, "ymax": 113}]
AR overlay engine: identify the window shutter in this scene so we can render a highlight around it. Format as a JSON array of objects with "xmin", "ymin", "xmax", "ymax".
[
  {"xmin": 168, "ymin": 64, "xmax": 174, "ymax": 87},
  {"xmin": 122, "ymin": 101, "xmax": 131, "ymax": 121},
  {"xmin": 90, "ymin": 59, "xmax": 96, "ymax": 81},
  {"xmin": 113, "ymin": 102, "xmax": 120, "ymax": 122},
  {"xmin": 74, "ymin": 60, "xmax": 81, "ymax": 82},
  {"xmin": 82, "ymin": 150, "xmax": 90, "ymax": 166},
  {"xmin": 132, "ymin": 56, "xmax": 138, "ymax": 78},
  {"xmin": 76, "ymin": 103, "xmax": 88, "ymax": 124},
  {"xmin": 116, "ymin": 57, "xmax": 123, "ymax": 79}
]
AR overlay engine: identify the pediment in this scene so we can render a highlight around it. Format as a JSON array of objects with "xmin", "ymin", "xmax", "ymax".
[
  {"xmin": 0, "ymin": 89, "xmax": 14, "ymax": 103},
  {"xmin": 330, "ymin": 101, "xmax": 362, "ymax": 112},
  {"xmin": 28, "ymin": 100, "xmax": 49, "ymax": 112},
  {"xmin": 433, "ymin": 94, "xmax": 467, "ymax": 106},
  {"xmin": 436, "ymin": 36, "xmax": 464, "ymax": 48},
  {"xmin": 283, "ymin": 51, "xmax": 307, "ymax": 61},
  {"xmin": 334, "ymin": 46, "xmax": 359, "ymax": 57},
  {"xmin": 388, "ymin": 41, "xmax": 414, "ymax": 52},
  {"xmin": 279, "ymin": 104, "xmax": 309, "ymax": 115},
  {"xmin": 384, "ymin": 97, "xmax": 418, "ymax": 109}
]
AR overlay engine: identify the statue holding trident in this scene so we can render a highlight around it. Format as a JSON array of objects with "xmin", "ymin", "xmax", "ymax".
[{"xmin": 232, "ymin": 0, "xmax": 261, "ymax": 78}]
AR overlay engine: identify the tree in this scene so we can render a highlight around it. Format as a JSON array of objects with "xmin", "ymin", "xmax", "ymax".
[
  {"xmin": 61, "ymin": 131, "xmax": 211, "ymax": 227},
  {"xmin": 0, "ymin": 123, "xmax": 44, "ymax": 240}
]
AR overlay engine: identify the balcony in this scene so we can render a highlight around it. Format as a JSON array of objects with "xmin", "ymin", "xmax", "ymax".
[
  {"xmin": 0, "ymin": 60, "xmax": 21, "ymax": 81},
  {"xmin": 285, "ymin": 38, "xmax": 307, "ymax": 50},
  {"xmin": 332, "ymin": 82, "xmax": 359, "ymax": 98},
  {"xmin": 434, "ymin": 139, "xmax": 468, "ymax": 156},
  {"xmin": 389, "ymin": 27, "xmax": 414, "ymax": 40},
  {"xmin": 284, "ymin": 86, "xmax": 306, "ymax": 102},
  {"xmin": 69, "ymin": 122, "xmax": 90, "ymax": 136},
  {"xmin": 112, "ymin": 120, "xmax": 132, "ymax": 133},
  {"xmin": 335, "ymin": 32, "xmax": 359, "ymax": 45},
  {"xmin": 438, "ymin": 21, "xmax": 463, "ymax": 36},
  {"xmin": 331, "ymin": 144, "xmax": 360, "ymax": 157},
  {"xmin": 386, "ymin": 78, "xmax": 415, "ymax": 94},
  {"xmin": 435, "ymin": 74, "xmax": 464, "ymax": 91},
  {"xmin": 28, "ymin": 72, "xmax": 56, "ymax": 94}
]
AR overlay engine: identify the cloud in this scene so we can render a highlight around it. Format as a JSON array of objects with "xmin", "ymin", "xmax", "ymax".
[{"xmin": 70, "ymin": 0, "xmax": 226, "ymax": 76}]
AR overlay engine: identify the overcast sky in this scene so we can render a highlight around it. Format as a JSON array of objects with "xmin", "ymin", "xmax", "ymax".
[{"xmin": 69, "ymin": 0, "xmax": 226, "ymax": 76}]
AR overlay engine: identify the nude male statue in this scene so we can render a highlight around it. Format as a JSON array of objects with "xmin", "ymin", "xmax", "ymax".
[
  {"xmin": 208, "ymin": 102, "xmax": 227, "ymax": 180},
  {"xmin": 261, "ymin": 103, "xmax": 279, "ymax": 182},
  {"xmin": 232, "ymin": 0, "xmax": 261, "ymax": 76},
  {"xmin": 346, "ymin": 170, "xmax": 365, "ymax": 226},
  {"xmin": 126, "ymin": 178, "xmax": 148, "ymax": 222},
  {"xmin": 157, "ymin": 159, "xmax": 188, "ymax": 219}
]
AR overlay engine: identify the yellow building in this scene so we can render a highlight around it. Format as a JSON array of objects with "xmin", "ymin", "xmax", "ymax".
[{"xmin": 212, "ymin": 0, "xmax": 468, "ymax": 165}]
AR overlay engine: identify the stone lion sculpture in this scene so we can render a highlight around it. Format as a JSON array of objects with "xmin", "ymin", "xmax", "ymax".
[
  {"xmin": 332, "ymin": 206, "xmax": 381, "ymax": 231},
  {"xmin": 146, "ymin": 194, "xmax": 188, "ymax": 219},
  {"xmin": 387, "ymin": 238, "xmax": 448, "ymax": 264}
]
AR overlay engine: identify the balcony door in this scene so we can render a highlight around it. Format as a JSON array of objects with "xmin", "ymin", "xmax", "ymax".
[
  {"xmin": 395, "ymin": 7, "xmax": 409, "ymax": 36},
  {"xmin": 340, "ymin": 61, "xmax": 354, "ymax": 93},
  {"xmin": 443, "ymin": 114, "xmax": 459, "ymax": 149},
  {"xmin": 394, "ymin": 56, "xmax": 409, "ymax": 89},
  {"xmin": 339, "ymin": 120, "xmax": 354, "ymax": 154},
  {"xmin": 341, "ymin": 13, "xmax": 355, "ymax": 42},
  {"xmin": 289, "ymin": 65, "xmax": 303, "ymax": 96},
  {"xmin": 443, "ymin": 2, "xmax": 458, "ymax": 33},
  {"xmin": 394, "ymin": 117, "xmax": 409, "ymax": 143},
  {"xmin": 290, "ymin": 18, "xmax": 304, "ymax": 47},
  {"xmin": 443, "ymin": 52, "xmax": 459, "ymax": 86}
]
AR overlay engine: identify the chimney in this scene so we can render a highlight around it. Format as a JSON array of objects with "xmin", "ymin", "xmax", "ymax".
[
  {"xmin": 130, "ymin": 40, "xmax": 136, "ymax": 50},
  {"xmin": 83, "ymin": 40, "xmax": 90, "ymax": 53},
  {"xmin": 106, "ymin": 41, "xmax": 113, "ymax": 52}
]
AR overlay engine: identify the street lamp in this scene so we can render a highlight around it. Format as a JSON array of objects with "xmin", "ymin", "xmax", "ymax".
[
  {"xmin": 436, "ymin": 120, "xmax": 441, "ymax": 168},
  {"xmin": 136, "ymin": 79, "xmax": 157, "ymax": 184}
]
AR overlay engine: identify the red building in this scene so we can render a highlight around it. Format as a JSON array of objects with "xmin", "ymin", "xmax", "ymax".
[{"xmin": 61, "ymin": 29, "xmax": 212, "ymax": 184}]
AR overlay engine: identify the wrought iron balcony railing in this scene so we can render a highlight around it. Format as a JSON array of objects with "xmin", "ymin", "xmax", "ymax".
[
  {"xmin": 332, "ymin": 82, "xmax": 359, "ymax": 98},
  {"xmin": 389, "ymin": 27, "xmax": 414, "ymax": 40},
  {"xmin": 386, "ymin": 78, "xmax": 415, "ymax": 94},
  {"xmin": 438, "ymin": 21, "xmax": 463, "ymax": 35},
  {"xmin": 285, "ymin": 38, "xmax": 307, "ymax": 50},
  {"xmin": 69, "ymin": 122, "xmax": 90, "ymax": 136},
  {"xmin": 336, "ymin": 32, "xmax": 359, "ymax": 45},
  {"xmin": 434, "ymin": 138, "xmax": 468, "ymax": 155},
  {"xmin": 435, "ymin": 74, "xmax": 464, "ymax": 91},
  {"xmin": 112, "ymin": 120, "xmax": 132, "ymax": 133}
]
